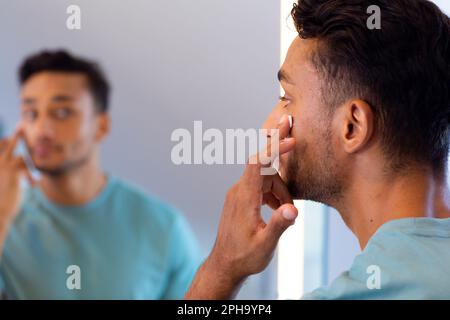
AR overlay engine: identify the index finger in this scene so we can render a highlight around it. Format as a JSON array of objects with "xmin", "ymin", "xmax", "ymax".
[
  {"xmin": 243, "ymin": 154, "xmax": 265, "ymax": 185},
  {"xmin": 243, "ymin": 114, "xmax": 294, "ymax": 181},
  {"xmin": 267, "ymin": 114, "xmax": 292, "ymax": 144},
  {"xmin": 3, "ymin": 127, "xmax": 24, "ymax": 159},
  {"xmin": 261, "ymin": 114, "xmax": 293, "ymax": 161}
]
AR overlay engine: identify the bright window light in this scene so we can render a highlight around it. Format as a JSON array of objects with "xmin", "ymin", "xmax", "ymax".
[{"xmin": 431, "ymin": 0, "xmax": 450, "ymax": 15}]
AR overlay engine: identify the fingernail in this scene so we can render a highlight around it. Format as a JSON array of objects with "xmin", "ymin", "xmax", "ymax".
[
  {"xmin": 288, "ymin": 115, "xmax": 293, "ymax": 129},
  {"xmin": 282, "ymin": 207, "xmax": 297, "ymax": 220}
]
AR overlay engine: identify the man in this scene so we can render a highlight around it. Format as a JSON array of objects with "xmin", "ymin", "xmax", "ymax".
[
  {"xmin": 0, "ymin": 50, "xmax": 201, "ymax": 299},
  {"xmin": 185, "ymin": 0, "xmax": 450, "ymax": 299}
]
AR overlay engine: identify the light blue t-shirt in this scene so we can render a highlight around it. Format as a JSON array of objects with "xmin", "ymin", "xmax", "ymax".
[
  {"xmin": 303, "ymin": 217, "xmax": 450, "ymax": 299},
  {"xmin": 0, "ymin": 176, "xmax": 202, "ymax": 299}
]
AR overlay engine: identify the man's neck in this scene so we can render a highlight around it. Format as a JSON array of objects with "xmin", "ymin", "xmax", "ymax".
[
  {"xmin": 39, "ymin": 156, "xmax": 107, "ymax": 206},
  {"xmin": 336, "ymin": 166, "xmax": 450, "ymax": 250}
]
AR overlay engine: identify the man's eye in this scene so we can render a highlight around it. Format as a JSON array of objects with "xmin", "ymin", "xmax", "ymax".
[
  {"xmin": 279, "ymin": 96, "xmax": 290, "ymax": 107},
  {"xmin": 22, "ymin": 110, "xmax": 37, "ymax": 121},
  {"xmin": 53, "ymin": 108, "xmax": 72, "ymax": 119}
]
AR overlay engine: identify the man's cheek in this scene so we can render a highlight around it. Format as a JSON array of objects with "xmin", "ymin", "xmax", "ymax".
[{"xmin": 278, "ymin": 153, "xmax": 291, "ymax": 180}]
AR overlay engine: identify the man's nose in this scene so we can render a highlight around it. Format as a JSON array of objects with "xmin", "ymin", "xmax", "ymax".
[{"xmin": 33, "ymin": 115, "xmax": 55, "ymax": 137}]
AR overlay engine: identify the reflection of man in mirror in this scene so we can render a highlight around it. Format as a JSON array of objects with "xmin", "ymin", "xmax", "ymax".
[{"xmin": 0, "ymin": 50, "xmax": 201, "ymax": 299}]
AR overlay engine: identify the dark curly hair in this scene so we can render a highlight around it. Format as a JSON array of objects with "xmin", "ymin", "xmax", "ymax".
[
  {"xmin": 291, "ymin": 0, "xmax": 450, "ymax": 173},
  {"xmin": 19, "ymin": 50, "xmax": 110, "ymax": 113}
]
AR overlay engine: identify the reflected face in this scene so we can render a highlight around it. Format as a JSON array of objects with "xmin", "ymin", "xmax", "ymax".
[
  {"xmin": 263, "ymin": 37, "xmax": 345, "ymax": 204},
  {"xmin": 20, "ymin": 72, "xmax": 105, "ymax": 176}
]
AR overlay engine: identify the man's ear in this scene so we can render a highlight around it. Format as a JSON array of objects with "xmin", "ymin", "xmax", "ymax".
[
  {"xmin": 338, "ymin": 99, "xmax": 374, "ymax": 154},
  {"xmin": 95, "ymin": 112, "xmax": 110, "ymax": 143}
]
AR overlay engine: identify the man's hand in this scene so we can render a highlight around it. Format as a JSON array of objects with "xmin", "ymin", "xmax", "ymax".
[
  {"xmin": 185, "ymin": 115, "xmax": 297, "ymax": 299},
  {"xmin": 0, "ymin": 127, "xmax": 34, "ymax": 247}
]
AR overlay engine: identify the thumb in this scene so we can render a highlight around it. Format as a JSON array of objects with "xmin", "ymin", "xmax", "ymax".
[{"xmin": 263, "ymin": 203, "xmax": 298, "ymax": 243}]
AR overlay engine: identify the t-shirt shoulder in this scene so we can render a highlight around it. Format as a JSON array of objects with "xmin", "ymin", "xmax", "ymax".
[{"xmin": 302, "ymin": 218, "xmax": 450, "ymax": 299}]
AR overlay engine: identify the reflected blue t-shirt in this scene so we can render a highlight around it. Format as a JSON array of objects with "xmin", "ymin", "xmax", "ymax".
[
  {"xmin": 303, "ymin": 218, "xmax": 450, "ymax": 299},
  {"xmin": 0, "ymin": 176, "xmax": 202, "ymax": 299}
]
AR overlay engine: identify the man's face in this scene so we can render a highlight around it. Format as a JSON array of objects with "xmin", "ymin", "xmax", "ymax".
[
  {"xmin": 264, "ymin": 37, "xmax": 346, "ymax": 205},
  {"xmin": 20, "ymin": 71, "xmax": 107, "ymax": 176}
]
